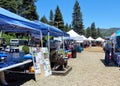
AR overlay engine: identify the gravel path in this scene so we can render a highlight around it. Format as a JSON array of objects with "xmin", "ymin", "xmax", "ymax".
[{"xmin": 5, "ymin": 47, "xmax": 120, "ymax": 86}]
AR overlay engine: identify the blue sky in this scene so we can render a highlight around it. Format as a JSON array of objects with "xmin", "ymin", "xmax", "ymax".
[{"xmin": 35, "ymin": 0, "xmax": 120, "ymax": 29}]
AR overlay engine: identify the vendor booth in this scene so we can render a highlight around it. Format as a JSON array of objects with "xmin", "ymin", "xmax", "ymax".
[
  {"xmin": 87, "ymin": 36, "xmax": 95, "ymax": 47},
  {"xmin": 110, "ymin": 30, "xmax": 120, "ymax": 66},
  {"xmin": 0, "ymin": 7, "xmax": 71, "ymax": 85},
  {"xmin": 33, "ymin": 21, "xmax": 71, "ymax": 73},
  {"xmin": 0, "ymin": 7, "xmax": 44, "ymax": 85},
  {"xmin": 95, "ymin": 37, "xmax": 104, "ymax": 46},
  {"xmin": 66, "ymin": 30, "xmax": 84, "ymax": 53}
]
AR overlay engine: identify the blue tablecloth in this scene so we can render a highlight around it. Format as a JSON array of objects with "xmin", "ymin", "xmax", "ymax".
[
  {"xmin": 0, "ymin": 53, "xmax": 7, "ymax": 57},
  {"xmin": 23, "ymin": 54, "xmax": 32, "ymax": 59}
]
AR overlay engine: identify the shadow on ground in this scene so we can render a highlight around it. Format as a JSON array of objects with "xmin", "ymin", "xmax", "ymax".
[
  {"xmin": 100, "ymin": 59, "xmax": 118, "ymax": 67},
  {"xmin": 0, "ymin": 72, "xmax": 35, "ymax": 86}
]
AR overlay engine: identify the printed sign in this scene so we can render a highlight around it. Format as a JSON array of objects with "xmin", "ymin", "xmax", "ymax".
[
  {"xmin": 33, "ymin": 51, "xmax": 41, "ymax": 74},
  {"xmin": 33, "ymin": 47, "xmax": 52, "ymax": 81},
  {"xmin": 41, "ymin": 47, "xmax": 52, "ymax": 77}
]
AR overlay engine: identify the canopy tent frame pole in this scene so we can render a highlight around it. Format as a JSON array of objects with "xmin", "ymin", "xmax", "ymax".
[
  {"xmin": 62, "ymin": 35, "xmax": 64, "ymax": 50},
  {"xmin": 40, "ymin": 30, "xmax": 43, "ymax": 47},
  {"xmin": 48, "ymin": 27, "xmax": 50, "ymax": 53},
  {"xmin": 0, "ymin": 30, "xmax": 2, "ymax": 38},
  {"xmin": 62, "ymin": 35, "xmax": 65, "ymax": 58},
  {"xmin": 27, "ymin": 31, "xmax": 30, "ymax": 44}
]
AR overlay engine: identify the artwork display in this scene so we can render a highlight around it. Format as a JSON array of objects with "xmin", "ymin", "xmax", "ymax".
[
  {"xmin": 33, "ymin": 47, "xmax": 52, "ymax": 79},
  {"xmin": 41, "ymin": 48, "xmax": 52, "ymax": 77}
]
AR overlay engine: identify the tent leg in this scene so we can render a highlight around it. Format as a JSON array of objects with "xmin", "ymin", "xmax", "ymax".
[{"xmin": 0, "ymin": 30, "xmax": 2, "ymax": 38}]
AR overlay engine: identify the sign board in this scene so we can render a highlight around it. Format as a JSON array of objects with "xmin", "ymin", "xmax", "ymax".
[
  {"xmin": 33, "ymin": 47, "xmax": 52, "ymax": 81},
  {"xmin": 32, "ymin": 51, "xmax": 41, "ymax": 74},
  {"xmin": 41, "ymin": 47, "xmax": 52, "ymax": 77}
]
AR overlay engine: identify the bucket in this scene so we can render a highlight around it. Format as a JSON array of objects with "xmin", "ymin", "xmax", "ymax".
[{"xmin": 67, "ymin": 52, "xmax": 72, "ymax": 58}]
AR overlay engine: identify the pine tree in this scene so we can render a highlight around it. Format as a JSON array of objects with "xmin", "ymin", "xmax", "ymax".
[
  {"xmin": 40, "ymin": 16, "xmax": 48, "ymax": 24},
  {"xmin": 49, "ymin": 9, "xmax": 54, "ymax": 26},
  {"xmin": 16, "ymin": 0, "xmax": 24, "ymax": 15},
  {"xmin": 20, "ymin": 0, "xmax": 39, "ymax": 20},
  {"xmin": 72, "ymin": 0, "xmax": 84, "ymax": 35},
  {"xmin": 0, "ymin": 0, "xmax": 17, "ymax": 13},
  {"xmin": 86, "ymin": 27, "xmax": 91, "ymax": 38},
  {"xmin": 69, "ymin": 24, "xmax": 72, "ymax": 30},
  {"xmin": 0, "ymin": 0, "xmax": 39, "ymax": 20},
  {"xmin": 91, "ymin": 22, "xmax": 97, "ymax": 39},
  {"xmin": 54, "ymin": 6, "xmax": 64, "ymax": 31},
  {"xmin": 80, "ymin": 21, "xmax": 85, "ymax": 35},
  {"xmin": 97, "ymin": 28, "xmax": 101, "ymax": 37},
  {"xmin": 64, "ymin": 23, "xmax": 70, "ymax": 32}
]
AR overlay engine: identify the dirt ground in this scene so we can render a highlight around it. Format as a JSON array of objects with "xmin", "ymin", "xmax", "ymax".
[{"xmin": 2, "ymin": 47, "xmax": 120, "ymax": 86}]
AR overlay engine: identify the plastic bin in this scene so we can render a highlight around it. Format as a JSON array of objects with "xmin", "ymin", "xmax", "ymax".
[{"xmin": 72, "ymin": 49, "xmax": 76, "ymax": 58}]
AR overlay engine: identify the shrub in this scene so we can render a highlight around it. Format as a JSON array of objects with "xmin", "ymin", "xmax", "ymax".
[{"xmin": 22, "ymin": 45, "xmax": 29, "ymax": 54}]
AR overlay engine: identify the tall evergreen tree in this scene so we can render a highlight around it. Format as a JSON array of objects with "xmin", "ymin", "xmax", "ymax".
[
  {"xmin": 72, "ymin": 0, "xmax": 84, "ymax": 35},
  {"xmin": 86, "ymin": 27, "xmax": 91, "ymax": 38},
  {"xmin": 91, "ymin": 22, "xmax": 97, "ymax": 39},
  {"xmin": 40, "ymin": 16, "xmax": 48, "ymax": 24},
  {"xmin": 20, "ymin": 0, "xmax": 39, "ymax": 20},
  {"xmin": 0, "ymin": 0, "xmax": 17, "ymax": 13},
  {"xmin": 64, "ymin": 23, "xmax": 70, "ymax": 32},
  {"xmin": 54, "ymin": 6, "xmax": 64, "ymax": 31},
  {"xmin": 49, "ymin": 9, "xmax": 54, "ymax": 26},
  {"xmin": 97, "ymin": 28, "xmax": 101, "ymax": 37},
  {"xmin": 16, "ymin": 0, "xmax": 24, "ymax": 15},
  {"xmin": 0, "ymin": 0, "xmax": 39, "ymax": 20},
  {"xmin": 69, "ymin": 24, "xmax": 72, "ymax": 30},
  {"xmin": 80, "ymin": 21, "xmax": 85, "ymax": 35}
]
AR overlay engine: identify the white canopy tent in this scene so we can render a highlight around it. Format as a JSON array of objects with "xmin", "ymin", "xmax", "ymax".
[
  {"xmin": 87, "ymin": 36, "xmax": 95, "ymax": 47},
  {"xmin": 81, "ymin": 35, "xmax": 87, "ymax": 41},
  {"xmin": 66, "ymin": 29, "xmax": 84, "ymax": 42},
  {"xmin": 87, "ymin": 36, "xmax": 95, "ymax": 41},
  {"xmin": 95, "ymin": 37, "xmax": 105, "ymax": 42}
]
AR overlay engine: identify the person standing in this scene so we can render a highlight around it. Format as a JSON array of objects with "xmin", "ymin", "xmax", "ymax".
[
  {"xmin": 104, "ymin": 40, "xmax": 112, "ymax": 65},
  {"xmin": 64, "ymin": 41, "xmax": 69, "ymax": 50},
  {"xmin": 110, "ymin": 39, "xmax": 115, "ymax": 61}
]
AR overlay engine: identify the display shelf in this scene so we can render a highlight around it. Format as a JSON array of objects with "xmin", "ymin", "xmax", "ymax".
[{"xmin": 6, "ymin": 70, "xmax": 34, "ymax": 74}]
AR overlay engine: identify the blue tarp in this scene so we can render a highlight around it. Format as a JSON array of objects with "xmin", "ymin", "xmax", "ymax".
[
  {"xmin": 0, "ymin": 7, "xmax": 69, "ymax": 37},
  {"xmin": 33, "ymin": 20, "xmax": 69, "ymax": 37},
  {"xmin": 0, "ymin": 7, "xmax": 41, "ymax": 34},
  {"xmin": 63, "ymin": 32, "xmax": 69, "ymax": 37},
  {"xmin": 116, "ymin": 30, "xmax": 120, "ymax": 36}
]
